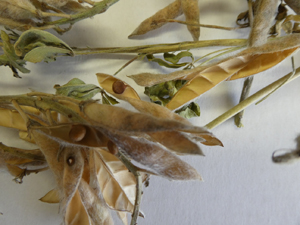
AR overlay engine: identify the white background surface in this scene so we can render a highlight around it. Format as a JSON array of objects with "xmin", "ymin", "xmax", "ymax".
[{"xmin": 1, "ymin": 0, "xmax": 300, "ymax": 224}]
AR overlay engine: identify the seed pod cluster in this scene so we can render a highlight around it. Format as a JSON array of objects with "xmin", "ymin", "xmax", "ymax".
[{"xmin": 0, "ymin": 0, "xmax": 87, "ymax": 30}]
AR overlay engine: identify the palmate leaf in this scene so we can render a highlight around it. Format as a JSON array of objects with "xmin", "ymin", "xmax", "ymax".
[{"xmin": 129, "ymin": 34, "xmax": 300, "ymax": 110}]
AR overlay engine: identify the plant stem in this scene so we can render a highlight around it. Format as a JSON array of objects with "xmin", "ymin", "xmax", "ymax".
[
  {"xmin": 205, "ymin": 66, "xmax": 300, "ymax": 130},
  {"xmin": 159, "ymin": 19, "xmax": 243, "ymax": 31},
  {"xmin": 234, "ymin": 76, "xmax": 254, "ymax": 127},
  {"xmin": 117, "ymin": 151, "xmax": 143, "ymax": 225},
  {"xmin": 73, "ymin": 39, "xmax": 247, "ymax": 55}
]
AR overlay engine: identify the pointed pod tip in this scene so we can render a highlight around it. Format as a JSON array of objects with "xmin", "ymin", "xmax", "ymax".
[{"xmin": 128, "ymin": 33, "xmax": 136, "ymax": 39}]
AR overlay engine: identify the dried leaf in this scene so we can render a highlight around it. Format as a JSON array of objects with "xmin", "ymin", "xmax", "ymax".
[
  {"xmin": 180, "ymin": 0, "xmax": 200, "ymax": 41},
  {"xmin": 129, "ymin": 0, "xmax": 183, "ymax": 37},
  {"xmin": 54, "ymin": 78, "xmax": 101, "ymax": 101}
]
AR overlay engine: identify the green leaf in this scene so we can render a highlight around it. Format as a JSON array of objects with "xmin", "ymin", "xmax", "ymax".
[
  {"xmin": 146, "ymin": 51, "xmax": 194, "ymax": 69},
  {"xmin": 14, "ymin": 29, "xmax": 73, "ymax": 62},
  {"xmin": 54, "ymin": 78, "xmax": 101, "ymax": 100},
  {"xmin": 0, "ymin": 31, "xmax": 30, "ymax": 77},
  {"xmin": 163, "ymin": 51, "xmax": 194, "ymax": 64},
  {"xmin": 24, "ymin": 46, "xmax": 73, "ymax": 63},
  {"xmin": 144, "ymin": 80, "xmax": 187, "ymax": 106},
  {"xmin": 175, "ymin": 102, "xmax": 200, "ymax": 119},
  {"xmin": 101, "ymin": 92, "xmax": 119, "ymax": 105}
]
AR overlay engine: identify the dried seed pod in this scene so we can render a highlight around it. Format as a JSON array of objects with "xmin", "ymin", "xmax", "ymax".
[
  {"xmin": 180, "ymin": 0, "xmax": 200, "ymax": 41},
  {"xmin": 248, "ymin": 0, "xmax": 278, "ymax": 47},
  {"xmin": 96, "ymin": 73, "xmax": 140, "ymax": 100},
  {"xmin": 0, "ymin": 0, "xmax": 36, "ymax": 20},
  {"xmin": 129, "ymin": 0, "xmax": 183, "ymax": 37}
]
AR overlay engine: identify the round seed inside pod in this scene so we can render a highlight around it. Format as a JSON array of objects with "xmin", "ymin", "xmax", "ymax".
[
  {"xmin": 112, "ymin": 81, "xmax": 127, "ymax": 94},
  {"xmin": 69, "ymin": 125, "xmax": 87, "ymax": 142},
  {"xmin": 67, "ymin": 156, "xmax": 75, "ymax": 166},
  {"xmin": 107, "ymin": 140, "xmax": 118, "ymax": 155}
]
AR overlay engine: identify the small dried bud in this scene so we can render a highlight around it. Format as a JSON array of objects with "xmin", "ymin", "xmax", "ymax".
[
  {"xmin": 69, "ymin": 125, "xmax": 87, "ymax": 142},
  {"xmin": 112, "ymin": 81, "xmax": 127, "ymax": 94}
]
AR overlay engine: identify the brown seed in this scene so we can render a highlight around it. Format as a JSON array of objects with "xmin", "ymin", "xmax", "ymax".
[
  {"xmin": 69, "ymin": 125, "xmax": 87, "ymax": 142},
  {"xmin": 107, "ymin": 140, "xmax": 118, "ymax": 155},
  {"xmin": 112, "ymin": 81, "xmax": 127, "ymax": 94},
  {"xmin": 66, "ymin": 156, "xmax": 75, "ymax": 166}
]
